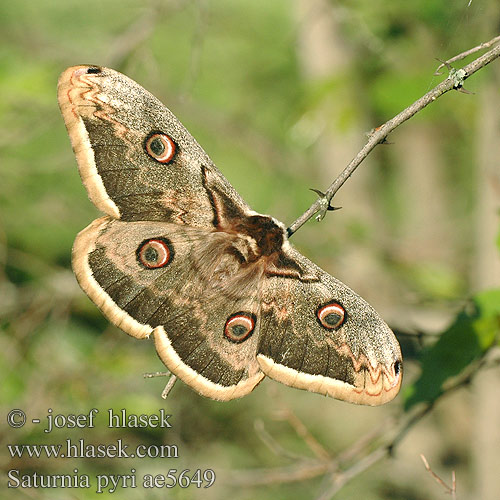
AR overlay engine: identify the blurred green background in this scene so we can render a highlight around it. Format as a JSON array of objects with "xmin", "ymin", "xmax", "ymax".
[{"xmin": 1, "ymin": 0, "xmax": 499, "ymax": 499}]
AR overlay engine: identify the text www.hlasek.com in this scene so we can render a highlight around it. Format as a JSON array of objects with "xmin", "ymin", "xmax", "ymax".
[{"xmin": 8, "ymin": 439, "xmax": 177, "ymax": 459}]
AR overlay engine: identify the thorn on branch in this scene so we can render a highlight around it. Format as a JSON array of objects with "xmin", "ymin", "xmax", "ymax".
[
  {"xmin": 366, "ymin": 126, "xmax": 392, "ymax": 144},
  {"xmin": 310, "ymin": 188, "xmax": 341, "ymax": 222},
  {"xmin": 436, "ymin": 59, "xmax": 474, "ymax": 94},
  {"xmin": 288, "ymin": 36, "xmax": 499, "ymax": 237}
]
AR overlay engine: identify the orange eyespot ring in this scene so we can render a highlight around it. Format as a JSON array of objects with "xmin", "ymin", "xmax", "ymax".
[
  {"xmin": 136, "ymin": 238, "xmax": 174, "ymax": 269},
  {"xmin": 224, "ymin": 312, "xmax": 256, "ymax": 343},
  {"xmin": 317, "ymin": 302, "xmax": 346, "ymax": 330},
  {"xmin": 144, "ymin": 132, "xmax": 176, "ymax": 163}
]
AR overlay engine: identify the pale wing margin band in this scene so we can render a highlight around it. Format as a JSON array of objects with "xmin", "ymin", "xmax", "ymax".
[
  {"xmin": 154, "ymin": 326, "xmax": 265, "ymax": 401},
  {"xmin": 57, "ymin": 66, "xmax": 120, "ymax": 219},
  {"xmin": 256, "ymin": 354, "xmax": 399, "ymax": 406},
  {"xmin": 72, "ymin": 217, "xmax": 152, "ymax": 339}
]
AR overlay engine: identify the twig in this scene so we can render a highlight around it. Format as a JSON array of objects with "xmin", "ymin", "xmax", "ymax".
[
  {"xmin": 435, "ymin": 35, "xmax": 500, "ymax": 74},
  {"xmin": 334, "ymin": 418, "xmax": 394, "ymax": 464},
  {"xmin": 184, "ymin": 0, "xmax": 209, "ymax": 94},
  {"xmin": 106, "ymin": 0, "xmax": 166, "ymax": 68},
  {"xmin": 287, "ymin": 36, "xmax": 500, "ymax": 236},
  {"xmin": 229, "ymin": 460, "xmax": 332, "ymax": 486},
  {"xmin": 161, "ymin": 374, "xmax": 178, "ymax": 398},
  {"xmin": 143, "ymin": 371, "xmax": 170, "ymax": 378},
  {"xmin": 254, "ymin": 419, "xmax": 306, "ymax": 461},
  {"xmin": 275, "ymin": 407, "xmax": 331, "ymax": 461},
  {"xmin": 229, "ymin": 346, "xmax": 491, "ymax": 492},
  {"xmin": 420, "ymin": 454, "xmax": 457, "ymax": 499},
  {"xmin": 316, "ymin": 447, "xmax": 387, "ymax": 500},
  {"xmin": 142, "ymin": 370, "xmax": 178, "ymax": 398}
]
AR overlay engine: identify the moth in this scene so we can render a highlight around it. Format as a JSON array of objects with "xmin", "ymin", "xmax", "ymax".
[{"xmin": 58, "ymin": 65, "xmax": 402, "ymax": 404}]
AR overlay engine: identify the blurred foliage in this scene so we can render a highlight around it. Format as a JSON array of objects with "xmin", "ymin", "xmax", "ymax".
[
  {"xmin": 1, "ymin": 0, "xmax": 500, "ymax": 499},
  {"xmin": 404, "ymin": 288, "xmax": 500, "ymax": 410}
]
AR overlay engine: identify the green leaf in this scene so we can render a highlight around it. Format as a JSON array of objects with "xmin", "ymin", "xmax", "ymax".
[{"xmin": 404, "ymin": 289, "xmax": 500, "ymax": 410}]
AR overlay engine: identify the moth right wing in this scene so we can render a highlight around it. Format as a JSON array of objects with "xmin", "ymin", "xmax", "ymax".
[{"xmin": 257, "ymin": 247, "xmax": 402, "ymax": 405}]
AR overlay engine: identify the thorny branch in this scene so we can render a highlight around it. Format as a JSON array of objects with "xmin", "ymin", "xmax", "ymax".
[
  {"xmin": 229, "ymin": 35, "xmax": 500, "ymax": 498},
  {"xmin": 434, "ymin": 35, "xmax": 500, "ymax": 75},
  {"xmin": 287, "ymin": 35, "xmax": 500, "ymax": 236},
  {"xmin": 141, "ymin": 36, "xmax": 500, "ymax": 497},
  {"xmin": 145, "ymin": 37, "xmax": 500, "ymax": 401}
]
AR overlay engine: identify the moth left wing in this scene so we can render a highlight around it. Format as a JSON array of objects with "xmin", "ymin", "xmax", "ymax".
[
  {"xmin": 257, "ymin": 248, "xmax": 402, "ymax": 405},
  {"xmin": 73, "ymin": 217, "xmax": 264, "ymax": 400},
  {"xmin": 58, "ymin": 65, "xmax": 250, "ymax": 227}
]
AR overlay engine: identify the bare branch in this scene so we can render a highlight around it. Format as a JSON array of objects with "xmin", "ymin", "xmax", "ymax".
[
  {"xmin": 316, "ymin": 447, "xmax": 387, "ymax": 500},
  {"xmin": 228, "ymin": 346, "xmax": 492, "ymax": 493},
  {"xmin": 254, "ymin": 419, "xmax": 306, "ymax": 461},
  {"xmin": 420, "ymin": 454, "xmax": 457, "ymax": 499},
  {"xmin": 435, "ymin": 34, "xmax": 500, "ymax": 74},
  {"xmin": 161, "ymin": 374, "xmax": 178, "ymax": 399},
  {"xmin": 230, "ymin": 460, "xmax": 332, "ymax": 487},
  {"xmin": 143, "ymin": 371, "xmax": 170, "ymax": 378},
  {"xmin": 142, "ymin": 371, "xmax": 178, "ymax": 398},
  {"xmin": 287, "ymin": 36, "xmax": 500, "ymax": 236},
  {"xmin": 106, "ymin": 2, "xmax": 161, "ymax": 68},
  {"xmin": 276, "ymin": 407, "xmax": 331, "ymax": 461}
]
